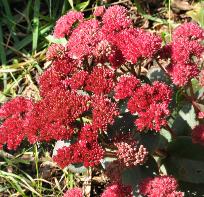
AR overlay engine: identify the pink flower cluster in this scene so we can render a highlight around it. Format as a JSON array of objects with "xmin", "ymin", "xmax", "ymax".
[
  {"xmin": 161, "ymin": 22, "xmax": 204, "ymax": 86},
  {"xmin": 53, "ymin": 11, "xmax": 84, "ymax": 38},
  {"xmin": 63, "ymin": 188, "xmax": 82, "ymax": 197},
  {"xmin": 139, "ymin": 176, "xmax": 184, "ymax": 197},
  {"xmin": 114, "ymin": 133, "xmax": 148, "ymax": 167}
]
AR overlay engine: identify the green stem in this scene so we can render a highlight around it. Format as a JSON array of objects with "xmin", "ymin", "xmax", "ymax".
[{"xmin": 33, "ymin": 144, "xmax": 41, "ymax": 194}]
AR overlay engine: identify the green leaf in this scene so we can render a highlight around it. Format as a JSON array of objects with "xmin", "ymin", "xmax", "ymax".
[
  {"xmin": 137, "ymin": 131, "xmax": 167, "ymax": 154},
  {"xmin": 67, "ymin": 0, "xmax": 74, "ymax": 9},
  {"xmin": 172, "ymin": 103, "xmax": 198, "ymax": 136},
  {"xmin": 32, "ymin": 0, "xmax": 40, "ymax": 52},
  {"xmin": 75, "ymin": 1, "xmax": 90, "ymax": 11},
  {"xmin": 179, "ymin": 181, "xmax": 204, "ymax": 196},
  {"xmin": 187, "ymin": 2, "xmax": 204, "ymax": 27},
  {"xmin": 122, "ymin": 157, "xmax": 159, "ymax": 196},
  {"xmin": 45, "ymin": 35, "xmax": 67, "ymax": 45},
  {"xmin": 163, "ymin": 136, "xmax": 204, "ymax": 184}
]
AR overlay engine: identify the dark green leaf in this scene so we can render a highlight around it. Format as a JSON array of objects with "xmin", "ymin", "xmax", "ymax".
[
  {"xmin": 163, "ymin": 137, "xmax": 204, "ymax": 184},
  {"xmin": 172, "ymin": 103, "xmax": 198, "ymax": 136}
]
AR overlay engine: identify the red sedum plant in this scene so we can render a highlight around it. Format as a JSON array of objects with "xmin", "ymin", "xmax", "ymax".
[{"xmin": 1, "ymin": 5, "xmax": 204, "ymax": 196}]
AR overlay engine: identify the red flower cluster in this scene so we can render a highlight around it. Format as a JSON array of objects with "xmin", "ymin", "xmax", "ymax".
[
  {"xmin": 67, "ymin": 19, "xmax": 101, "ymax": 62},
  {"xmin": 64, "ymin": 70, "xmax": 88, "ymax": 90},
  {"xmin": 1, "ymin": 7, "xmax": 202, "ymax": 196},
  {"xmin": 101, "ymin": 183, "xmax": 133, "ymax": 197},
  {"xmin": 139, "ymin": 176, "xmax": 184, "ymax": 197},
  {"xmin": 101, "ymin": 5, "xmax": 132, "ymax": 34},
  {"xmin": 93, "ymin": 6, "xmax": 105, "ymax": 17},
  {"xmin": 128, "ymin": 82, "xmax": 172, "ymax": 131},
  {"xmin": 53, "ymin": 124, "xmax": 104, "ymax": 168},
  {"xmin": 114, "ymin": 75, "xmax": 140, "ymax": 100},
  {"xmin": 46, "ymin": 43, "xmax": 65, "ymax": 61},
  {"xmin": 85, "ymin": 66, "xmax": 115, "ymax": 95},
  {"xmin": 0, "ymin": 97, "xmax": 34, "ymax": 149},
  {"xmin": 63, "ymin": 188, "xmax": 82, "ymax": 197},
  {"xmin": 92, "ymin": 96, "xmax": 119, "ymax": 131}
]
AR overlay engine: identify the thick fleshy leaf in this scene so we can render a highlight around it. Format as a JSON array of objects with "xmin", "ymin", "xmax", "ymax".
[
  {"xmin": 163, "ymin": 137, "xmax": 204, "ymax": 184},
  {"xmin": 107, "ymin": 112, "xmax": 136, "ymax": 139},
  {"xmin": 179, "ymin": 181, "xmax": 204, "ymax": 196},
  {"xmin": 172, "ymin": 103, "xmax": 199, "ymax": 136},
  {"xmin": 136, "ymin": 131, "xmax": 168, "ymax": 154}
]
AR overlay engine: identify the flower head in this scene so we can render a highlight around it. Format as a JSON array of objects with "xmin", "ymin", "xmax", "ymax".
[
  {"xmin": 102, "ymin": 5, "xmax": 132, "ymax": 34},
  {"xmin": 101, "ymin": 183, "xmax": 133, "ymax": 197},
  {"xmin": 114, "ymin": 75, "xmax": 140, "ymax": 100},
  {"xmin": 139, "ymin": 176, "xmax": 184, "ymax": 197},
  {"xmin": 92, "ymin": 95, "xmax": 119, "ymax": 131},
  {"xmin": 63, "ymin": 188, "xmax": 82, "ymax": 197},
  {"xmin": 173, "ymin": 22, "xmax": 204, "ymax": 41},
  {"xmin": 85, "ymin": 66, "xmax": 115, "ymax": 95},
  {"xmin": 128, "ymin": 82, "xmax": 172, "ymax": 131},
  {"xmin": 93, "ymin": 6, "xmax": 106, "ymax": 17},
  {"xmin": 53, "ymin": 11, "xmax": 84, "ymax": 38},
  {"xmin": 114, "ymin": 133, "xmax": 148, "ymax": 167}
]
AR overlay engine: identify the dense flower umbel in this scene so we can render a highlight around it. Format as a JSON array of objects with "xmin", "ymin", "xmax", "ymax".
[
  {"xmin": 53, "ymin": 124, "xmax": 104, "ymax": 168},
  {"xmin": 192, "ymin": 124, "xmax": 204, "ymax": 146},
  {"xmin": 116, "ymin": 28, "xmax": 162, "ymax": 63},
  {"xmin": 114, "ymin": 133, "xmax": 148, "ymax": 167},
  {"xmin": 173, "ymin": 22, "xmax": 204, "ymax": 41},
  {"xmin": 101, "ymin": 183, "xmax": 133, "ymax": 197},
  {"xmin": 46, "ymin": 43, "xmax": 65, "ymax": 61},
  {"xmin": 91, "ymin": 96, "xmax": 119, "ymax": 131},
  {"xmin": 162, "ymin": 22, "xmax": 204, "ymax": 86},
  {"xmin": 114, "ymin": 75, "xmax": 141, "ymax": 100},
  {"xmin": 67, "ymin": 19, "xmax": 101, "ymax": 62},
  {"xmin": 128, "ymin": 82, "xmax": 172, "ymax": 131},
  {"xmin": 93, "ymin": 6, "xmax": 106, "ymax": 17},
  {"xmin": 101, "ymin": 5, "xmax": 132, "ymax": 34},
  {"xmin": 139, "ymin": 176, "xmax": 184, "ymax": 197},
  {"xmin": 167, "ymin": 62, "xmax": 199, "ymax": 86},
  {"xmin": 85, "ymin": 66, "xmax": 115, "ymax": 95},
  {"xmin": 0, "ymin": 7, "xmax": 201, "ymax": 195},
  {"xmin": 63, "ymin": 188, "xmax": 83, "ymax": 197},
  {"xmin": 64, "ymin": 70, "xmax": 88, "ymax": 90},
  {"xmin": 53, "ymin": 11, "xmax": 84, "ymax": 38},
  {"xmin": 0, "ymin": 97, "xmax": 34, "ymax": 149}
]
